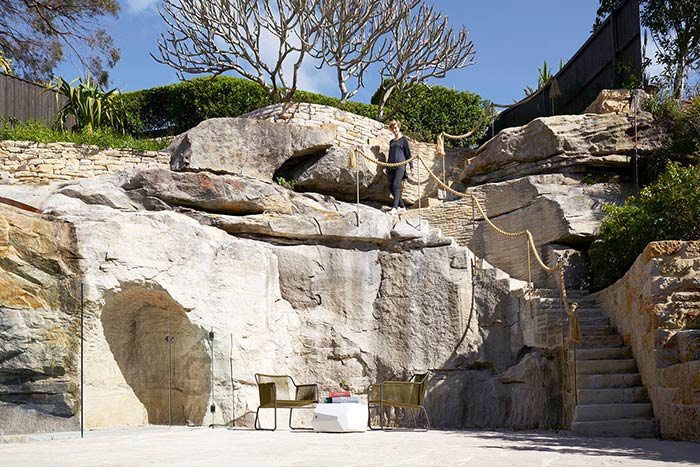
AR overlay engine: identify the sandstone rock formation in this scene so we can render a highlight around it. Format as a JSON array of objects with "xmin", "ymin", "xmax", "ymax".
[
  {"xmin": 459, "ymin": 112, "xmax": 667, "ymax": 186},
  {"xmin": 0, "ymin": 102, "xmax": 694, "ymax": 442},
  {"xmin": 0, "ymin": 164, "xmax": 559, "ymax": 434},
  {"xmin": 418, "ymin": 174, "xmax": 634, "ymax": 288},
  {"xmin": 169, "ymin": 117, "xmax": 335, "ymax": 180}
]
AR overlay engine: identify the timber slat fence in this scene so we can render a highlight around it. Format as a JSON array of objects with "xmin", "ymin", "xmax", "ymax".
[
  {"xmin": 489, "ymin": 0, "xmax": 642, "ymax": 137},
  {"xmin": 0, "ymin": 71, "xmax": 66, "ymax": 126}
]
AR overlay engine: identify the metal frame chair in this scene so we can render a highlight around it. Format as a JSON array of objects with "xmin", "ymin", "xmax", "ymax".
[
  {"xmin": 367, "ymin": 372, "xmax": 430, "ymax": 430},
  {"xmin": 254, "ymin": 373, "xmax": 319, "ymax": 431}
]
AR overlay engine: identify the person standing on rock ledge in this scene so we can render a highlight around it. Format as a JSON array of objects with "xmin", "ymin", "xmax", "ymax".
[{"xmin": 383, "ymin": 120, "xmax": 414, "ymax": 214}]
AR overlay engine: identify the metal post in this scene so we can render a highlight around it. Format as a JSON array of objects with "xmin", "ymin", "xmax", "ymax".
[
  {"xmin": 80, "ymin": 283, "xmax": 84, "ymax": 439},
  {"xmin": 230, "ymin": 333, "xmax": 235, "ymax": 427},
  {"xmin": 167, "ymin": 316, "xmax": 173, "ymax": 427},
  {"xmin": 209, "ymin": 328, "xmax": 215, "ymax": 428}
]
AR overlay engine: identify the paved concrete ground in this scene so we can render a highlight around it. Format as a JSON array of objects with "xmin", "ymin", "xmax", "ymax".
[{"xmin": 1, "ymin": 427, "xmax": 699, "ymax": 467}]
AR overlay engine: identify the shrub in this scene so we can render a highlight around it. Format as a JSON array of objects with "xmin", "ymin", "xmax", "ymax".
[
  {"xmin": 644, "ymin": 93, "xmax": 700, "ymax": 180},
  {"xmin": 589, "ymin": 161, "xmax": 700, "ymax": 290},
  {"xmin": 48, "ymin": 76, "xmax": 127, "ymax": 133},
  {"xmin": 123, "ymin": 76, "xmax": 269, "ymax": 136},
  {"xmin": 371, "ymin": 82, "xmax": 491, "ymax": 147},
  {"xmin": 123, "ymin": 76, "xmax": 378, "ymax": 136}
]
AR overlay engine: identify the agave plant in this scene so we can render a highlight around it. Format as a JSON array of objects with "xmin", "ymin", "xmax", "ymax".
[
  {"xmin": 0, "ymin": 51, "xmax": 12, "ymax": 74},
  {"xmin": 47, "ymin": 75, "xmax": 126, "ymax": 133}
]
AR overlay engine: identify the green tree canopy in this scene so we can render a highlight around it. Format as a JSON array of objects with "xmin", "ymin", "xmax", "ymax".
[{"xmin": 0, "ymin": 0, "xmax": 120, "ymax": 85}]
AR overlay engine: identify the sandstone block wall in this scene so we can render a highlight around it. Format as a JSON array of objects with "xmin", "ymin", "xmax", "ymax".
[
  {"xmin": 0, "ymin": 141, "xmax": 169, "ymax": 184},
  {"xmin": 596, "ymin": 241, "xmax": 700, "ymax": 441}
]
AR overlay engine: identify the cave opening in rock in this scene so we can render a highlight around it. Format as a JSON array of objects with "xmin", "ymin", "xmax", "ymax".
[
  {"xmin": 101, "ymin": 285, "xmax": 210, "ymax": 425},
  {"xmin": 273, "ymin": 148, "xmax": 329, "ymax": 186}
]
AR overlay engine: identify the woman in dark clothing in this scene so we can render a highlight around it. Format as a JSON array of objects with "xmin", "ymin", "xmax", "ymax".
[{"xmin": 383, "ymin": 120, "xmax": 414, "ymax": 214}]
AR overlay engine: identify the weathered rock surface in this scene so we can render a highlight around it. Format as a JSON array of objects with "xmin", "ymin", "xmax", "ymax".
[
  {"xmin": 418, "ymin": 174, "xmax": 633, "ymax": 287},
  {"xmin": 597, "ymin": 241, "xmax": 700, "ymax": 441},
  {"xmin": 0, "ymin": 205, "xmax": 81, "ymax": 433},
  {"xmin": 460, "ymin": 112, "xmax": 668, "ymax": 186},
  {"xmin": 169, "ymin": 117, "xmax": 335, "ymax": 180},
  {"xmin": 0, "ymin": 166, "xmax": 561, "ymax": 434},
  {"xmin": 243, "ymin": 102, "xmax": 469, "ymax": 204}
]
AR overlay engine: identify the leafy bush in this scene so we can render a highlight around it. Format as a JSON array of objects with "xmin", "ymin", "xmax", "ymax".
[
  {"xmin": 123, "ymin": 76, "xmax": 377, "ymax": 136},
  {"xmin": 0, "ymin": 118, "xmax": 169, "ymax": 151},
  {"xmin": 48, "ymin": 76, "xmax": 127, "ymax": 133},
  {"xmin": 644, "ymin": 93, "xmax": 700, "ymax": 180},
  {"xmin": 124, "ymin": 75, "xmax": 488, "ymax": 145},
  {"xmin": 123, "ymin": 76, "xmax": 269, "ymax": 136},
  {"xmin": 589, "ymin": 162, "xmax": 700, "ymax": 290},
  {"xmin": 371, "ymin": 82, "xmax": 491, "ymax": 147}
]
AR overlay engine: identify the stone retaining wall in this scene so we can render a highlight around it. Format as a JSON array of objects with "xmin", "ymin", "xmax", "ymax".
[
  {"xmin": 0, "ymin": 141, "xmax": 169, "ymax": 185},
  {"xmin": 596, "ymin": 241, "xmax": 700, "ymax": 441}
]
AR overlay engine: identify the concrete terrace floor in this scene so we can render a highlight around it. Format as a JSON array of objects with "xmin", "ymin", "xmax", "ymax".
[{"xmin": 1, "ymin": 427, "xmax": 700, "ymax": 467}]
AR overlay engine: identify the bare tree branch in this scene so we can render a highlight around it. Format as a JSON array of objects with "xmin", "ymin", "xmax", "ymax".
[
  {"xmin": 154, "ymin": 0, "xmax": 322, "ymax": 102},
  {"xmin": 375, "ymin": 1, "xmax": 476, "ymax": 121},
  {"xmin": 311, "ymin": 0, "xmax": 418, "ymax": 104}
]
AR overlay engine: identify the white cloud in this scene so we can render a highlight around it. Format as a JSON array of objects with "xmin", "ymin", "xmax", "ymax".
[{"xmin": 125, "ymin": 0, "xmax": 159, "ymax": 14}]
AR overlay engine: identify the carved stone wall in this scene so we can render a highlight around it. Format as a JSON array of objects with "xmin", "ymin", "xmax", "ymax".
[{"xmin": 596, "ymin": 241, "xmax": 700, "ymax": 441}]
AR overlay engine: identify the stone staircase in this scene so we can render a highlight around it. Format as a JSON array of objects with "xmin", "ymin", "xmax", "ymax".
[{"xmin": 534, "ymin": 290, "xmax": 659, "ymax": 438}]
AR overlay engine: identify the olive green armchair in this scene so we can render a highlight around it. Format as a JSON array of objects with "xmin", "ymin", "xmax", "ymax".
[
  {"xmin": 367, "ymin": 372, "xmax": 430, "ymax": 430},
  {"xmin": 254, "ymin": 374, "xmax": 319, "ymax": 431}
]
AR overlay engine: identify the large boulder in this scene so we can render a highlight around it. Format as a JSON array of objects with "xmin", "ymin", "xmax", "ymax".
[
  {"xmin": 460, "ymin": 112, "xmax": 668, "ymax": 185},
  {"xmin": 168, "ymin": 117, "xmax": 335, "ymax": 180}
]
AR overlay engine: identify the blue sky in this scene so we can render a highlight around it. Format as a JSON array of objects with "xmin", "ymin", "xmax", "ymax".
[{"xmin": 56, "ymin": 1, "xmax": 610, "ymax": 104}]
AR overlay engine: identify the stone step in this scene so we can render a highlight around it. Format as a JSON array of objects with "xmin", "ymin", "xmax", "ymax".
[
  {"xmin": 535, "ymin": 299, "xmax": 599, "ymax": 308},
  {"xmin": 535, "ymin": 308, "xmax": 606, "ymax": 317},
  {"xmin": 574, "ymin": 403, "xmax": 654, "ymax": 421},
  {"xmin": 580, "ymin": 324, "xmax": 615, "ymax": 336},
  {"xmin": 577, "ymin": 387, "xmax": 649, "ymax": 405},
  {"xmin": 578, "ymin": 358, "xmax": 637, "ymax": 374},
  {"xmin": 573, "ymin": 347, "xmax": 632, "ymax": 360},
  {"xmin": 577, "ymin": 335, "xmax": 624, "ymax": 348},
  {"xmin": 571, "ymin": 418, "xmax": 659, "ymax": 438},
  {"xmin": 578, "ymin": 373, "xmax": 642, "ymax": 389},
  {"xmin": 534, "ymin": 289, "xmax": 590, "ymax": 298},
  {"xmin": 537, "ymin": 317, "xmax": 611, "ymax": 329}
]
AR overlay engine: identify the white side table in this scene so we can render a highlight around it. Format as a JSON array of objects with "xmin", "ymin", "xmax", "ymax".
[{"xmin": 312, "ymin": 403, "xmax": 367, "ymax": 433}]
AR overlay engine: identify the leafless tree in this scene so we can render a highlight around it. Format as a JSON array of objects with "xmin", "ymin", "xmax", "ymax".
[
  {"xmin": 155, "ymin": 0, "xmax": 322, "ymax": 102},
  {"xmin": 375, "ymin": 2, "xmax": 476, "ymax": 121},
  {"xmin": 311, "ymin": 0, "xmax": 418, "ymax": 104}
]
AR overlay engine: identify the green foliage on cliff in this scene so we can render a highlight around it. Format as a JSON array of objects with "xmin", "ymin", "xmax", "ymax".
[
  {"xmin": 644, "ymin": 94, "xmax": 700, "ymax": 181},
  {"xmin": 590, "ymin": 162, "xmax": 700, "ymax": 290},
  {"xmin": 123, "ymin": 76, "xmax": 489, "ymax": 147}
]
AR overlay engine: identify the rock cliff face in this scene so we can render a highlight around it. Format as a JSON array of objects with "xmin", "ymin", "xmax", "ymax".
[{"xmin": 0, "ymin": 161, "xmax": 559, "ymax": 433}]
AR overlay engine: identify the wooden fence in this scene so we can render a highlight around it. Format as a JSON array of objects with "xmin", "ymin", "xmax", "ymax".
[
  {"xmin": 0, "ymin": 71, "xmax": 66, "ymax": 126},
  {"xmin": 488, "ymin": 0, "xmax": 642, "ymax": 137}
]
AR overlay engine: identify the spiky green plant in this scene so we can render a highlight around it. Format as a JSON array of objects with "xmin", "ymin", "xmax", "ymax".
[
  {"xmin": 47, "ymin": 76, "xmax": 126, "ymax": 133},
  {"xmin": 0, "ymin": 51, "xmax": 12, "ymax": 74}
]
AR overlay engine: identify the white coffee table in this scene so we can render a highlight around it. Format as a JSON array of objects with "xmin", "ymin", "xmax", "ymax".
[{"xmin": 312, "ymin": 403, "xmax": 367, "ymax": 433}]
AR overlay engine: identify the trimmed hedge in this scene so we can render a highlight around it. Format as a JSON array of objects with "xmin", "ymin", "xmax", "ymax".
[
  {"xmin": 123, "ymin": 76, "xmax": 376, "ymax": 136},
  {"xmin": 371, "ymin": 83, "xmax": 491, "ymax": 147},
  {"xmin": 123, "ymin": 75, "xmax": 489, "ymax": 147},
  {"xmin": 589, "ymin": 161, "xmax": 700, "ymax": 290}
]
